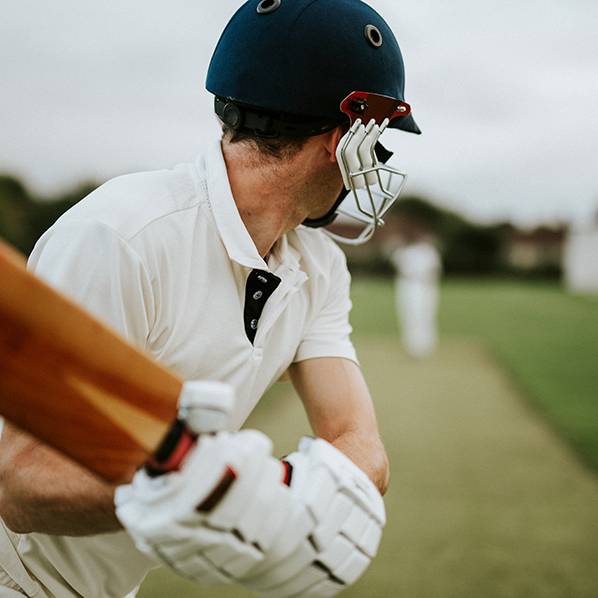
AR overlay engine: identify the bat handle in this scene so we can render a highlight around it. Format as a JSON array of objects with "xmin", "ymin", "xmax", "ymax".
[
  {"xmin": 144, "ymin": 380, "xmax": 236, "ymax": 476},
  {"xmin": 144, "ymin": 419, "xmax": 199, "ymax": 477}
]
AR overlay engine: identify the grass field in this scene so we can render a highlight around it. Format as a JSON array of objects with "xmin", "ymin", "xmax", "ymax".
[
  {"xmin": 138, "ymin": 276, "xmax": 598, "ymax": 597},
  {"xmin": 350, "ymin": 276, "xmax": 598, "ymax": 472}
]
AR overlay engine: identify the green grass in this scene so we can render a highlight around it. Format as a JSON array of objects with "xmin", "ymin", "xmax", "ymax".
[{"xmin": 350, "ymin": 276, "xmax": 598, "ymax": 471}]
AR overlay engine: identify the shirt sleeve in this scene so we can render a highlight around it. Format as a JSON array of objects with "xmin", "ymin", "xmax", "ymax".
[
  {"xmin": 28, "ymin": 220, "xmax": 156, "ymax": 350},
  {"xmin": 293, "ymin": 241, "xmax": 358, "ymax": 365}
]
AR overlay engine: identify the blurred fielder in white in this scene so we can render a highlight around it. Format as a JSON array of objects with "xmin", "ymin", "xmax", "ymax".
[{"xmin": 391, "ymin": 238, "xmax": 442, "ymax": 358}]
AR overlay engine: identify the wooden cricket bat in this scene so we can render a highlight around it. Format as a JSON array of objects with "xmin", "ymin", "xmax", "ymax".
[{"xmin": 0, "ymin": 237, "xmax": 181, "ymax": 483}]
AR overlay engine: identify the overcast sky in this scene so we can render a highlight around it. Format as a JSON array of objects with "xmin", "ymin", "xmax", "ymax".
[{"xmin": 1, "ymin": 0, "xmax": 597, "ymax": 228}]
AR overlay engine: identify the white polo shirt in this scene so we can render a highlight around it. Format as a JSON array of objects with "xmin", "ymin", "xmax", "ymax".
[{"xmin": 0, "ymin": 141, "xmax": 357, "ymax": 597}]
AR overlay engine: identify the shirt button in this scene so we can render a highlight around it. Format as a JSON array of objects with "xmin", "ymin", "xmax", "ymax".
[
  {"xmin": 257, "ymin": 275, "xmax": 268, "ymax": 283},
  {"xmin": 253, "ymin": 291, "xmax": 263, "ymax": 300},
  {"xmin": 250, "ymin": 319, "xmax": 258, "ymax": 330}
]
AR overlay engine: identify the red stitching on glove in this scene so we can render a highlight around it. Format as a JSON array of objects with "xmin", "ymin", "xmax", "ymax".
[{"xmin": 196, "ymin": 466, "xmax": 237, "ymax": 512}]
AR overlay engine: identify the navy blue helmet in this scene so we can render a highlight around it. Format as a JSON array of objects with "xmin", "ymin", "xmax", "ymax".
[{"xmin": 206, "ymin": 0, "xmax": 420, "ymax": 138}]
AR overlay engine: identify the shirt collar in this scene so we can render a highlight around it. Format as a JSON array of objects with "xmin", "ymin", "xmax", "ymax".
[
  {"xmin": 203, "ymin": 141, "xmax": 267, "ymax": 270},
  {"xmin": 267, "ymin": 233, "xmax": 301, "ymax": 276}
]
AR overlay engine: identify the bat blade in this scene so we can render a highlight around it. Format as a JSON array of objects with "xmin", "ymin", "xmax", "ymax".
[{"xmin": 0, "ymin": 238, "xmax": 182, "ymax": 483}]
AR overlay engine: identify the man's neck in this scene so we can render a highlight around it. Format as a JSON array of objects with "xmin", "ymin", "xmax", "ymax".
[{"xmin": 221, "ymin": 141, "xmax": 314, "ymax": 258}]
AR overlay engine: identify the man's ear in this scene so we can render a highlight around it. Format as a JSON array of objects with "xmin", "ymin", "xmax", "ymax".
[{"xmin": 324, "ymin": 125, "xmax": 348, "ymax": 163}]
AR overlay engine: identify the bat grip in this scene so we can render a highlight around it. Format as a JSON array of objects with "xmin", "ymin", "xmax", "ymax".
[{"xmin": 144, "ymin": 419, "xmax": 198, "ymax": 477}]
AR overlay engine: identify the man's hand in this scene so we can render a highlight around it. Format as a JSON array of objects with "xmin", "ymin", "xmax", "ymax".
[
  {"xmin": 114, "ymin": 381, "xmax": 315, "ymax": 586},
  {"xmin": 116, "ymin": 429, "xmax": 315, "ymax": 585},
  {"xmin": 238, "ymin": 437, "xmax": 386, "ymax": 597}
]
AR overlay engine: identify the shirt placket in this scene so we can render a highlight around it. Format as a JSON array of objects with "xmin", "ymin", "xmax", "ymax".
[
  {"xmin": 243, "ymin": 269, "xmax": 281, "ymax": 344},
  {"xmin": 251, "ymin": 263, "xmax": 307, "ymax": 348}
]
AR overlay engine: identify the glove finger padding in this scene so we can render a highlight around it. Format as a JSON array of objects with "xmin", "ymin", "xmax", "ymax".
[
  {"xmin": 115, "ymin": 429, "xmax": 313, "ymax": 586},
  {"xmin": 239, "ymin": 437, "xmax": 386, "ymax": 597}
]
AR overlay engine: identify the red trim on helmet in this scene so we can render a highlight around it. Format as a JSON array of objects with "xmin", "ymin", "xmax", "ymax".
[{"xmin": 340, "ymin": 91, "xmax": 411, "ymax": 126}]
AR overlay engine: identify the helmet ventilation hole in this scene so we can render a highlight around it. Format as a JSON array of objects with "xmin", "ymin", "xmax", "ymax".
[
  {"xmin": 365, "ymin": 25, "xmax": 383, "ymax": 48},
  {"xmin": 257, "ymin": 0, "xmax": 281, "ymax": 14}
]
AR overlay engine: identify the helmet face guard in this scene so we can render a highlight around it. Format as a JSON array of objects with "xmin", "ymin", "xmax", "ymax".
[
  {"xmin": 304, "ymin": 91, "xmax": 411, "ymax": 245},
  {"xmin": 331, "ymin": 129, "xmax": 408, "ymax": 244}
]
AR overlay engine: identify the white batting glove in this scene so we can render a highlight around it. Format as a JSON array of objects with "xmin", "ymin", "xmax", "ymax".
[
  {"xmin": 238, "ymin": 437, "xmax": 386, "ymax": 597},
  {"xmin": 114, "ymin": 381, "xmax": 315, "ymax": 587}
]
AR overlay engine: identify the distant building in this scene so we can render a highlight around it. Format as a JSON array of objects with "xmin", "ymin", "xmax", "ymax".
[
  {"xmin": 563, "ymin": 212, "xmax": 598, "ymax": 295},
  {"xmin": 504, "ymin": 225, "xmax": 566, "ymax": 275}
]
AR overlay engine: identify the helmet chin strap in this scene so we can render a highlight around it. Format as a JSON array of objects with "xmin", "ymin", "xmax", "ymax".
[{"xmin": 302, "ymin": 188, "xmax": 348, "ymax": 229}]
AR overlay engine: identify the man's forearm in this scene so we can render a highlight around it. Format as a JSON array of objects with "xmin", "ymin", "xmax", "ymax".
[
  {"xmin": 0, "ymin": 423, "xmax": 122, "ymax": 536},
  {"xmin": 289, "ymin": 357, "xmax": 390, "ymax": 496},
  {"xmin": 0, "ymin": 477, "xmax": 121, "ymax": 536}
]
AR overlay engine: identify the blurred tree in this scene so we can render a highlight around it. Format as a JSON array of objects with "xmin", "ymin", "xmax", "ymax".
[
  {"xmin": 389, "ymin": 195, "xmax": 506, "ymax": 275},
  {"xmin": 442, "ymin": 223, "xmax": 505, "ymax": 274},
  {"xmin": 390, "ymin": 195, "xmax": 443, "ymax": 232},
  {"xmin": 0, "ymin": 175, "xmax": 97, "ymax": 255},
  {"xmin": 0, "ymin": 175, "xmax": 33, "ymax": 253}
]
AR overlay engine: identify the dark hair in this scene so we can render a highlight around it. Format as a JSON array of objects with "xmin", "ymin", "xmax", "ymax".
[{"xmin": 222, "ymin": 123, "xmax": 309, "ymax": 162}]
